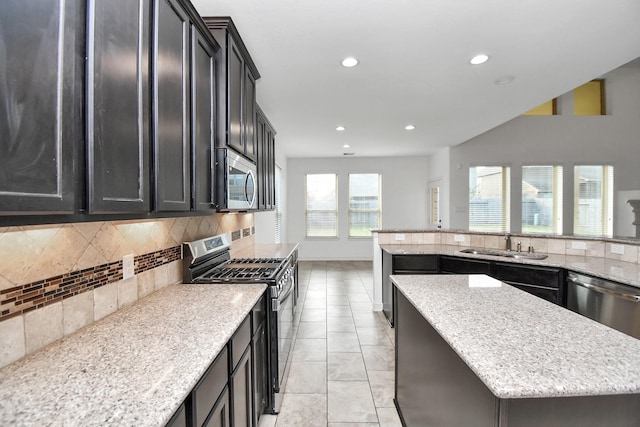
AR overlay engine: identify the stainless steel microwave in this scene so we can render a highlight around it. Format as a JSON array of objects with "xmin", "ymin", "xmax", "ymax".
[{"xmin": 214, "ymin": 148, "xmax": 257, "ymax": 210}]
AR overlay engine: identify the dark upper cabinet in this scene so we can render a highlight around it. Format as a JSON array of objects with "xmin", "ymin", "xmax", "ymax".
[
  {"xmin": 153, "ymin": 0, "xmax": 191, "ymax": 212},
  {"xmin": 203, "ymin": 17, "xmax": 260, "ymax": 162},
  {"xmin": 0, "ymin": 0, "xmax": 83, "ymax": 214},
  {"xmin": 256, "ymin": 105, "xmax": 276, "ymax": 211},
  {"xmin": 191, "ymin": 24, "xmax": 217, "ymax": 212},
  {"xmin": 86, "ymin": 0, "xmax": 151, "ymax": 213}
]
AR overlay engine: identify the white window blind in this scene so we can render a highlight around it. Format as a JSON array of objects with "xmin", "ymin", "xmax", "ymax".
[
  {"xmin": 522, "ymin": 166, "xmax": 563, "ymax": 235},
  {"xmin": 305, "ymin": 174, "xmax": 338, "ymax": 237},
  {"xmin": 348, "ymin": 173, "xmax": 381, "ymax": 237},
  {"xmin": 469, "ymin": 166, "xmax": 510, "ymax": 232},
  {"xmin": 274, "ymin": 165, "xmax": 282, "ymax": 243},
  {"xmin": 574, "ymin": 165, "xmax": 614, "ymax": 236}
]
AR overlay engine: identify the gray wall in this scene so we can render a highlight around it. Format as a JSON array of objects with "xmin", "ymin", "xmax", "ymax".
[
  {"xmin": 287, "ymin": 156, "xmax": 431, "ymax": 260},
  {"xmin": 448, "ymin": 65, "xmax": 640, "ymax": 236}
]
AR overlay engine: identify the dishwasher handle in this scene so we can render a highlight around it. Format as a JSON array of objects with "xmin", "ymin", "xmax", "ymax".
[{"xmin": 568, "ymin": 275, "xmax": 640, "ymax": 303}]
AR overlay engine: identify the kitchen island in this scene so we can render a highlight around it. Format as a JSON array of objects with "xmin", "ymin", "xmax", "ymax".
[{"xmin": 392, "ymin": 274, "xmax": 640, "ymax": 427}]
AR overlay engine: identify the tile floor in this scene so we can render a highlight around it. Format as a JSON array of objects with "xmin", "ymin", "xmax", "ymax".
[{"xmin": 259, "ymin": 261, "xmax": 402, "ymax": 427}]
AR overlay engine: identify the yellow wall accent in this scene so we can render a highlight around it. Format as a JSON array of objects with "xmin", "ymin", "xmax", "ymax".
[
  {"xmin": 574, "ymin": 80, "xmax": 604, "ymax": 115},
  {"xmin": 523, "ymin": 99, "xmax": 556, "ymax": 116}
]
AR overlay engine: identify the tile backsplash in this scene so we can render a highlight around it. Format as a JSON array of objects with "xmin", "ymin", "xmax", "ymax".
[{"xmin": 0, "ymin": 213, "xmax": 254, "ymax": 369}]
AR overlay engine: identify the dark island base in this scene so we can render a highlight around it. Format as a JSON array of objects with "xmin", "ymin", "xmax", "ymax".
[{"xmin": 393, "ymin": 288, "xmax": 640, "ymax": 427}]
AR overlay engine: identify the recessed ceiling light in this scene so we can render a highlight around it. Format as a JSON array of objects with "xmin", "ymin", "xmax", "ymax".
[
  {"xmin": 495, "ymin": 75, "xmax": 515, "ymax": 85},
  {"xmin": 341, "ymin": 57, "xmax": 359, "ymax": 68},
  {"xmin": 470, "ymin": 54, "xmax": 489, "ymax": 65},
  {"xmin": 405, "ymin": 125, "xmax": 416, "ymax": 130},
  {"xmin": 336, "ymin": 126, "xmax": 346, "ymax": 131},
  {"xmin": 342, "ymin": 144, "xmax": 351, "ymax": 148}
]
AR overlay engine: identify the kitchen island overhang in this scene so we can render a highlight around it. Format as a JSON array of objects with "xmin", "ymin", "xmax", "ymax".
[{"xmin": 391, "ymin": 274, "xmax": 640, "ymax": 427}]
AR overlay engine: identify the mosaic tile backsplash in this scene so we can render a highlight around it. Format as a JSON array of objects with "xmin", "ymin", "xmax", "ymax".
[{"xmin": 0, "ymin": 213, "xmax": 254, "ymax": 368}]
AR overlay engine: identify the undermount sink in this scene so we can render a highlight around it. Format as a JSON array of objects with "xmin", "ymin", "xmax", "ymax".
[{"xmin": 459, "ymin": 248, "xmax": 548, "ymax": 260}]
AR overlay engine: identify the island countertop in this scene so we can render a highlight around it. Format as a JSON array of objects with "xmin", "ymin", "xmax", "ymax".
[
  {"xmin": 0, "ymin": 283, "xmax": 266, "ymax": 427},
  {"xmin": 391, "ymin": 274, "xmax": 640, "ymax": 400}
]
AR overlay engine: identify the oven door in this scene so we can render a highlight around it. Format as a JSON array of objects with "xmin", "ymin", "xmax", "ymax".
[{"xmin": 269, "ymin": 271, "xmax": 295, "ymax": 413}]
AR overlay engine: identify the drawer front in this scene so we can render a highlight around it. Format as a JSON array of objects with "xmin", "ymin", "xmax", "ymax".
[
  {"xmin": 495, "ymin": 263, "xmax": 562, "ymax": 288},
  {"xmin": 231, "ymin": 316, "xmax": 251, "ymax": 370},
  {"xmin": 194, "ymin": 347, "xmax": 229, "ymax": 427},
  {"xmin": 440, "ymin": 256, "xmax": 491, "ymax": 275},
  {"xmin": 393, "ymin": 255, "xmax": 439, "ymax": 273}
]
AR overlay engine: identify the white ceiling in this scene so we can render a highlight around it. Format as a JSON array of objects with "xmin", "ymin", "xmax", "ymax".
[{"xmin": 191, "ymin": 0, "xmax": 640, "ymax": 158}]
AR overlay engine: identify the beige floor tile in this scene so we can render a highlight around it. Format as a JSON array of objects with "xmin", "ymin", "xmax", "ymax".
[
  {"xmin": 328, "ymin": 352, "xmax": 368, "ymax": 381},
  {"xmin": 303, "ymin": 298, "xmax": 327, "ymax": 309},
  {"xmin": 356, "ymin": 327, "xmax": 392, "ymax": 346},
  {"xmin": 328, "ymin": 424, "xmax": 379, "ymax": 427},
  {"xmin": 328, "ymin": 332, "xmax": 361, "ymax": 353},
  {"xmin": 285, "ymin": 362, "xmax": 327, "ymax": 393},
  {"xmin": 376, "ymin": 407, "xmax": 402, "ymax": 427},
  {"xmin": 327, "ymin": 295, "xmax": 350, "ymax": 306},
  {"xmin": 361, "ymin": 346, "xmax": 395, "ymax": 371},
  {"xmin": 292, "ymin": 338, "xmax": 326, "ymax": 362},
  {"xmin": 327, "ymin": 317, "xmax": 356, "ymax": 333},
  {"xmin": 296, "ymin": 321, "xmax": 327, "ymax": 339},
  {"xmin": 301, "ymin": 309, "xmax": 326, "ymax": 322},
  {"xmin": 327, "ymin": 305, "xmax": 353, "ymax": 318},
  {"xmin": 276, "ymin": 394, "xmax": 327, "ymax": 427},
  {"xmin": 367, "ymin": 371, "xmax": 395, "ymax": 408},
  {"xmin": 328, "ymin": 381, "xmax": 378, "ymax": 423}
]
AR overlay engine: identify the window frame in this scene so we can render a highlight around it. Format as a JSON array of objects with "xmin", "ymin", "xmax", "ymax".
[
  {"xmin": 347, "ymin": 173, "xmax": 382, "ymax": 237},
  {"xmin": 468, "ymin": 165, "xmax": 511, "ymax": 233},
  {"xmin": 573, "ymin": 164, "xmax": 614, "ymax": 237},
  {"xmin": 521, "ymin": 165, "xmax": 563, "ymax": 235},
  {"xmin": 305, "ymin": 173, "xmax": 338, "ymax": 238}
]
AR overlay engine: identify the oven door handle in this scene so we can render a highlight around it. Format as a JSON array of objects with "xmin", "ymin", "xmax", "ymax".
[{"xmin": 272, "ymin": 285, "xmax": 293, "ymax": 311}]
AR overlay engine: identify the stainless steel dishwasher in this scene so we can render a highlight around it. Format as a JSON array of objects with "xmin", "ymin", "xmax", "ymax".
[{"xmin": 567, "ymin": 272, "xmax": 640, "ymax": 340}]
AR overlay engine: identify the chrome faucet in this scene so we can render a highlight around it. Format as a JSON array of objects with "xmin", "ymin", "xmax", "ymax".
[{"xmin": 504, "ymin": 233, "xmax": 512, "ymax": 251}]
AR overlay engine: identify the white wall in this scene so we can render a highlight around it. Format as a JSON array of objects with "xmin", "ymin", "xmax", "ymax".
[
  {"xmin": 287, "ymin": 156, "xmax": 431, "ymax": 260},
  {"xmin": 448, "ymin": 65, "xmax": 640, "ymax": 236},
  {"xmin": 428, "ymin": 147, "xmax": 450, "ymax": 228}
]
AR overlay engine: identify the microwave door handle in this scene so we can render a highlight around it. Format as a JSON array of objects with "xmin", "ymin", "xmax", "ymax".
[{"xmin": 245, "ymin": 169, "xmax": 256, "ymax": 207}]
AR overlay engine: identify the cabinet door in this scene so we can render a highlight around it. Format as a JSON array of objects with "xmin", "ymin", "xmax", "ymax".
[
  {"xmin": 153, "ymin": 0, "xmax": 191, "ymax": 211},
  {"xmin": 230, "ymin": 347, "xmax": 253, "ymax": 427},
  {"xmin": 0, "ymin": 0, "xmax": 81, "ymax": 214},
  {"xmin": 252, "ymin": 322, "xmax": 268, "ymax": 426},
  {"xmin": 87, "ymin": 0, "xmax": 150, "ymax": 213},
  {"xmin": 255, "ymin": 112, "xmax": 266, "ymax": 210},
  {"xmin": 265, "ymin": 129, "xmax": 275, "ymax": 209},
  {"xmin": 205, "ymin": 388, "xmax": 230, "ymax": 427},
  {"xmin": 191, "ymin": 25, "xmax": 216, "ymax": 212},
  {"xmin": 166, "ymin": 403, "xmax": 187, "ymax": 427},
  {"xmin": 440, "ymin": 256, "xmax": 492, "ymax": 275},
  {"xmin": 243, "ymin": 70, "xmax": 256, "ymax": 161},
  {"xmin": 226, "ymin": 38, "xmax": 244, "ymax": 155}
]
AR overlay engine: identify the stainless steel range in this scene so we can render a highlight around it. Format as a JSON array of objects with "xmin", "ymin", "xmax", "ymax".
[{"xmin": 182, "ymin": 233, "xmax": 296, "ymax": 415}]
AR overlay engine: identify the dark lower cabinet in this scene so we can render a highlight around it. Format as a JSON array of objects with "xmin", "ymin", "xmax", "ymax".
[
  {"xmin": 440, "ymin": 255, "xmax": 492, "ymax": 275},
  {"xmin": 0, "ymin": 0, "xmax": 83, "ymax": 214},
  {"xmin": 251, "ymin": 322, "xmax": 267, "ymax": 426},
  {"xmin": 153, "ymin": 0, "xmax": 191, "ymax": 212},
  {"xmin": 86, "ymin": 0, "xmax": 150, "ymax": 213},
  {"xmin": 382, "ymin": 252, "xmax": 439, "ymax": 327},
  {"xmin": 493, "ymin": 262, "xmax": 565, "ymax": 305},
  {"xmin": 194, "ymin": 348, "xmax": 229, "ymax": 427},
  {"xmin": 167, "ymin": 403, "xmax": 187, "ymax": 427},
  {"xmin": 205, "ymin": 389, "xmax": 230, "ymax": 427},
  {"xmin": 230, "ymin": 347, "xmax": 252, "ymax": 427}
]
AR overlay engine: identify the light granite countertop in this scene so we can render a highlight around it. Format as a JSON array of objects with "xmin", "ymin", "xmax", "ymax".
[
  {"xmin": 392, "ymin": 274, "xmax": 640, "ymax": 399},
  {"xmin": 0, "ymin": 283, "xmax": 266, "ymax": 427},
  {"xmin": 381, "ymin": 243, "xmax": 640, "ymax": 288}
]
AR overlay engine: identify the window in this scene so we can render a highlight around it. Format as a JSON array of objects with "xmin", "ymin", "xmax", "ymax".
[
  {"xmin": 348, "ymin": 174, "xmax": 381, "ymax": 237},
  {"xmin": 523, "ymin": 99, "xmax": 557, "ymax": 116},
  {"xmin": 305, "ymin": 174, "xmax": 337, "ymax": 237},
  {"xmin": 274, "ymin": 165, "xmax": 282, "ymax": 243},
  {"xmin": 574, "ymin": 80, "xmax": 605, "ymax": 116},
  {"xmin": 469, "ymin": 166, "xmax": 510, "ymax": 232},
  {"xmin": 522, "ymin": 166, "xmax": 563, "ymax": 234},
  {"xmin": 574, "ymin": 165, "xmax": 614, "ymax": 236}
]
